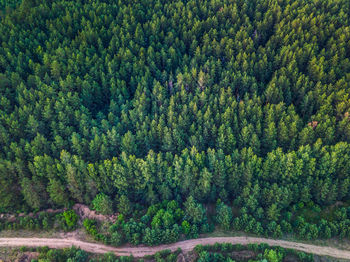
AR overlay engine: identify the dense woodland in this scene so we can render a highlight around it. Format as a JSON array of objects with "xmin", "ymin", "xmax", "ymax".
[{"xmin": 1, "ymin": 0, "xmax": 350, "ymax": 242}]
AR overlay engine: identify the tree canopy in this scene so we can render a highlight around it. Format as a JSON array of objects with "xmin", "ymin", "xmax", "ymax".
[{"xmin": 1, "ymin": 0, "xmax": 350, "ymax": 241}]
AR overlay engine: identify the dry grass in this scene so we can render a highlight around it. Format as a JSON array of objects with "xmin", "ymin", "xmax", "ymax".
[
  {"xmin": 0, "ymin": 247, "xmax": 21, "ymax": 261},
  {"xmin": 0, "ymin": 229, "xmax": 61, "ymax": 238}
]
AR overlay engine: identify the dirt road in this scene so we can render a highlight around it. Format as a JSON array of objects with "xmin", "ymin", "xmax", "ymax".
[{"xmin": 0, "ymin": 236, "xmax": 349, "ymax": 259}]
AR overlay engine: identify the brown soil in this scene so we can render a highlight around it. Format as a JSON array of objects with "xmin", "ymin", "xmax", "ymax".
[
  {"xmin": 72, "ymin": 204, "xmax": 118, "ymax": 222},
  {"xmin": 0, "ymin": 236, "xmax": 349, "ymax": 259},
  {"xmin": 230, "ymin": 250, "xmax": 256, "ymax": 260}
]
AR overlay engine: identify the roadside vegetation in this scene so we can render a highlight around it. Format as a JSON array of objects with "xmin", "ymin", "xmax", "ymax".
[
  {"xmin": 0, "ymin": 244, "xmax": 322, "ymax": 262},
  {"xmin": 2, "ymin": 200, "xmax": 350, "ymax": 249},
  {"xmin": 3, "ymin": 243, "xmax": 343, "ymax": 262},
  {"xmin": 0, "ymin": 210, "xmax": 78, "ymax": 233}
]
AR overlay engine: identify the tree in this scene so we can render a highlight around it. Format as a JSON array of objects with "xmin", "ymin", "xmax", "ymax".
[
  {"xmin": 215, "ymin": 202, "xmax": 233, "ymax": 230},
  {"xmin": 83, "ymin": 219, "xmax": 98, "ymax": 237},
  {"xmin": 51, "ymin": 61, "xmax": 61, "ymax": 80},
  {"xmin": 117, "ymin": 195, "xmax": 133, "ymax": 216},
  {"xmin": 121, "ymin": 131, "xmax": 137, "ymax": 155},
  {"xmin": 63, "ymin": 210, "xmax": 78, "ymax": 230},
  {"xmin": 184, "ymin": 196, "xmax": 206, "ymax": 225},
  {"xmin": 0, "ymin": 160, "xmax": 20, "ymax": 210},
  {"xmin": 110, "ymin": 231, "xmax": 124, "ymax": 246},
  {"xmin": 92, "ymin": 193, "xmax": 113, "ymax": 215},
  {"xmin": 20, "ymin": 177, "xmax": 45, "ymax": 210},
  {"xmin": 266, "ymin": 204, "xmax": 280, "ymax": 221},
  {"xmin": 264, "ymin": 249, "xmax": 283, "ymax": 262},
  {"xmin": 263, "ymin": 122, "xmax": 277, "ymax": 153},
  {"xmin": 1, "ymin": 0, "xmax": 350, "ymax": 245},
  {"xmin": 47, "ymin": 178, "xmax": 69, "ymax": 207}
]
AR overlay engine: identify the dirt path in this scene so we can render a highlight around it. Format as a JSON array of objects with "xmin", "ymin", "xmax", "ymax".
[{"xmin": 0, "ymin": 237, "xmax": 350, "ymax": 259}]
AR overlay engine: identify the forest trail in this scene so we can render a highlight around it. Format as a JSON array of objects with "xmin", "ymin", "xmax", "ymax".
[{"xmin": 0, "ymin": 236, "xmax": 349, "ymax": 259}]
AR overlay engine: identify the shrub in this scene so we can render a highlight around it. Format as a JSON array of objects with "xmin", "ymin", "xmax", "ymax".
[
  {"xmin": 181, "ymin": 220, "xmax": 191, "ymax": 236},
  {"xmin": 110, "ymin": 231, "xmax": 124, "ymax": 246},
  {"xmin": 63, "ymin": 210, "xmax": 78, "ymax": 230},
  {"xmin": 92, "ymin": 193, "xmax": 113, "ymax": 215},
  {"xmin": 264, "ymin": 249, "xmax": 283, "ymax": 262},
  {"xmin": 83, "ymin": 219, "xmax": 98, "ymax": 236}
]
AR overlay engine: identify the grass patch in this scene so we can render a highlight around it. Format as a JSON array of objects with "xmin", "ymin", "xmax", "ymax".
[{"xmin": 0, "ymin": 229, "xmax": 60, "ymax": 238}]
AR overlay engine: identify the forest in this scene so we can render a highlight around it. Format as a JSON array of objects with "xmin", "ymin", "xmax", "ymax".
[{"xmin": 1, "ymin": 0, "xmax": 350, "ymax": 244}]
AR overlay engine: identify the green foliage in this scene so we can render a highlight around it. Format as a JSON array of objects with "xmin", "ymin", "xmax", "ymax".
[
  {"xmin": 33, "ymin": 246, "xmax": 89, "ymax": 262},
  {"xmin": 184, "ymin": 197, "xmax": 206, "ymax": 225},
  {"xmin": 194, "ymin": 243, "xmax": 313, "ymax": 262},
  {"xmin": 264, "ymin": 249, "xmax": 283, "ymax": 262},
  {"xmin": 0, "ymin": 0, "xmax": 21, "ymax": 10},
  {"xmin": 83, "ymin": 200, "xmax": 207, "ymax": 246},
  {"xmin": 181, "ymin": 220, "xmax": 191, "ymax": 236},
  {"xmin": 83, "ymin": 219, "xmax": 98, "ymax": 237},
  {"xmin": 92, "ymin": 193, "xmax": 113, "ymax": 215},
  {"xmin": 215, "ymin": 202, "xmax": 233, "ymax": 230},
  {"xmin": 47, "ymin": 179, "xmax": 69, "ymax": 207},
  {"xmin": 20, "ymin": 177, "xmax": 45, "ymax": 209},
  {"xmin": 110, "ymin": 231, "xmax": 124, "ymax": 246},
  {"xmin": 0, "ymin": 211, "xmax": 77, "ymax": 232},
  {"xmin": 1, "ymin": 0, "xmax": 350, "ymax": 244},
  {"xmin": 62, "ymin": 210, "xmax": 78, "ymax": 231},
  {"xmin": 30, "ymin": 245, "xmax": 140, "ymax": 262},
  {"xmin": 117, "ymin": 195, "xmax": 133, "ymax": 217}
]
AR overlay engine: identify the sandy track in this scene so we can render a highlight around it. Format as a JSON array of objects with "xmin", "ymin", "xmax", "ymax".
[{"xmin": 0, "ymin": 237, "xmax": 349, "ymax": 259}]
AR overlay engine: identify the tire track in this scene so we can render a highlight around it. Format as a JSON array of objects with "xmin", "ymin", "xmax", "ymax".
[{"xmin": 0, "ymin": 236, "xmax": 349, "ymax": 259}]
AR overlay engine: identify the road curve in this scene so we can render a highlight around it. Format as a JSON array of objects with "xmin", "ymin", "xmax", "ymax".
[{"xmin": 0, "ymin": 237, "xmax": 349, "ymax": 259}]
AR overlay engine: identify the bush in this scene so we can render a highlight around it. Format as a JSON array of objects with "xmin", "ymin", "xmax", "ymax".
[
  {"xmin": 83, "ymin": 219, "xmax": 98, "ymax": 236},
  {"xmin": 110, "ymin": 231, "xmax": 124, "ymax": 246},
  {"xmin": 181, "ymin": 220, "xmax": 191, "ymax": 236},
  {"xmin": 92, "ymin": 193, "xmax": 113, "ymax": 215},
  {"xmin": 63, "ymin": 210, "xmax": 78, "ymax": 230},
  {"xmin": 264, "ymin": 249, "xmax": 283, "ymax": 262},
  {"xmin": 102, "ymin": 252, "xmax": 118, "ymax": 262}
]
